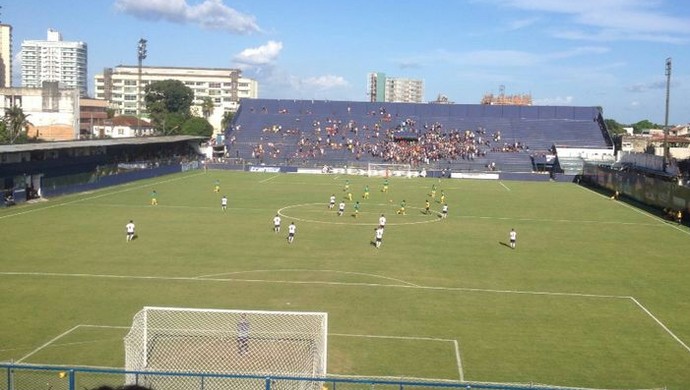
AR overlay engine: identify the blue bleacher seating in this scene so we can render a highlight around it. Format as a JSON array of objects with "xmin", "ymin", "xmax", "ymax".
[{"xmin": 225, "ymin": 99, "xmax": 611, "ymax": 173}]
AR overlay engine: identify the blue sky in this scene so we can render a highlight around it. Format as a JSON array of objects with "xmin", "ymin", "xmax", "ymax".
[{"xmin": 5, "ymin": 0, "xmax": 690, "ymax": 125}]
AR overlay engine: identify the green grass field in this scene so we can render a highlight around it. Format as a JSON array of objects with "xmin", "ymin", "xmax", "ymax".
[{"xmin": 2, "ymin": 170, "xmax": 690, "ymax": 389}]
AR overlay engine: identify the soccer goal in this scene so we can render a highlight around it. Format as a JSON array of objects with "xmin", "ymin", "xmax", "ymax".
[
  {"xmin": 124, "ymin": 306, "xmax": 328, "ymax": 390},
  {"xmin": 367, "ymin": 162, "xmax": 412, "ymax": 178}
]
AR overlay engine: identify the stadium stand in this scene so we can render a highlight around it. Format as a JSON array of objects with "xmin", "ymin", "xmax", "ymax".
[{"xmin": 226, "ymin": 99, "xmax": 612, "ymax": 173}]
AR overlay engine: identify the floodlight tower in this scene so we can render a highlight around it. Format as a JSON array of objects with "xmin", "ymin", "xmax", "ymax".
[
  {"xmin": 663, "ymin": 57, "xmax": 671, "ymax": 173},
  {"xmin": 137, "ymin": 38, "xmax": 147, "ymax": 118}
]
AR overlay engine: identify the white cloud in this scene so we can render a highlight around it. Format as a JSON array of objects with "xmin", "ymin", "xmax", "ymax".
[
  {"xmin": 456, "ymin": 49, "xmax": 541, "ymax": 67},
  {"xmin": 114, "ymin": 0, "xmax": 260, "ymax": 34},
  {"xmin": 546, "ymin": 46, "xmax": 610, "ymax": 60},
  {"xmin": 233, "ymin": 41, "xmax": 283, "ymax": 67},
  {"xmin": 302, "ymin": 75, "xmax": 348, "ymax": 89},
  {"xmin": 627, "ymin": 80, "xmax": 672, "ymax": 93},
  {"xmin": 448, "ymin": 45, "xmax": 608, "ymax": 68},
  {"xmin": 508, "ymin": 17, "xmax": 539, "ymax": 31},
  {"xmin": 488, "ymin": 0, "xmax": 690, "ymax": 43}
]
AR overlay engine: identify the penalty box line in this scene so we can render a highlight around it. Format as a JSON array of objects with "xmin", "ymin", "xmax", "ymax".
[
  {"xmin": 4, "ymin": 271, "xmax": 689, "ymax": 357},
  {"xmin": 332, "ymin": 333, "xmax": 464, "ymax": 382},
  {"xmin": 16, "ymin": 324, "xmax": 130, "ymax": 363},
  {"xmin": 16, "ymin": 324, "xmax": 464, "ymax": 382}
]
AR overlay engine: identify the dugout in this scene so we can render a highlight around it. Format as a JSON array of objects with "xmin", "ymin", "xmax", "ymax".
[{"xmin": 0, "ymin": 136, "xmax": 205, "ymax": 205}]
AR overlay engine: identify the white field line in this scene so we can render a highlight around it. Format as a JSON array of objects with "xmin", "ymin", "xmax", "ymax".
[
  {"xmin": 499, "ymin": 181, "xmax": 511, "ymax": 191},
  {"xmin": 17, "ymin": 325, "xmax": 81, "ymax": 363},
  {"xmin": 629, "ymin": 297, "xmax": 690, "ymax": 354},
  {"xmin": 258, "ymin": 174, "xmax": 280, "ymax": 183},
  {"xmin": 576, "ymin": 184, "xmax": 690, "ymax": 236},
  {"xmin": 196, "ymin": 269, "xmax": 421, "ymax": 287},
  {"xmin": 56, "ymin": 202, "xmax": 668, "ymax": 228},
  {"xmin": 79, "ymin": 324, "xmax": 129, "ymax": 329},
  {"xmin": 39, "ymin": 338, "xmax": 123, "ymax": 349},
  {"xmin": 0, "ymin": 172, "xmax": 204, "ymax": 221},
  {"xmin": 277, "ymin": 203, "xmax": 442, "ymax": 226},
  {"xmin": 331, "ymin": 333, "xmax": 455, "ymax": 342},
  {"xmin": 13, "ymin": 322, "xmax": 677, "ymax": 388},
  {"xmin": 23, "ymin": 325, "xmax": 462, "ymax": 381},
  {"xmin": 0, "ymin": 271, "xmax": 629, "ymax": 300},
  {"xmin": 453, "ymin": 339, "xmax": 464, "ymax": 382},
  {"xmin": 10, "ymin": 272, "xmax": 688, "ymax": 356},
  {"xmin": 459, "ymin": 214, "xmax": 662, "ymax": 227},
  {"xmin": 332, "ymin": 333, "xmax": 463, "ymax": 381}
]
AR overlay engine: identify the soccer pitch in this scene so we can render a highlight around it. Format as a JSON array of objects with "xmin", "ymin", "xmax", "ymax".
[{"xmin": 1, "ymin": 170, "xmax": 690, "ymax": 389}]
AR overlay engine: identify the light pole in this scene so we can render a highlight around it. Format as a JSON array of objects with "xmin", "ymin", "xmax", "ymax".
[
  {"xmin": 137, "ymin": 38, "xmax": 148, "ymax": 133},
  {"xmin": 663, "ymin": 57, "xmax": 671, "ymax": 173}
]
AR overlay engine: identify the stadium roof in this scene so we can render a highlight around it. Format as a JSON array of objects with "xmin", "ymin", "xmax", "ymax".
[{"xmin": 0, "ymin": 136, "xmax": 207, "ymax": 154}]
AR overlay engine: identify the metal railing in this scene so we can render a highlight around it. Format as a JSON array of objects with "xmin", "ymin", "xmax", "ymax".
[{"xmin": 1, "ymin": 363, "xmax": 609, "ymax": 390}]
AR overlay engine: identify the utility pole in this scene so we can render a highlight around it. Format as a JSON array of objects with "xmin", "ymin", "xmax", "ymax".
[
  {"xmin": 663, "ymin": 57, "xmax": 671, "ymax": 173},
  {"xmin": 137, "ymin": 38, "xmax": 147, "ymax": 134}
]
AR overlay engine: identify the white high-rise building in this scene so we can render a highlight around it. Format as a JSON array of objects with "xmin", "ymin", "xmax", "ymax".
[
  {"xmin": 21, "ymin": 29, "xmax": 88, "ymax": 96},
  {"xmin": 368, "ymin": 72, "xmax": 424, "ymax": 103},
  {"xmin": 94, "ymin": 65, "xmax": 258, "ymax": 133},
  {"xmin": 0, "ymin": 24, "xmax": 12, "ymax": 87}
]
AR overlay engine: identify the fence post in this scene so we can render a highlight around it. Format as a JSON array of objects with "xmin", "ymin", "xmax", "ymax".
[
  {"xmin": 68, "ymin": 370, "xmax": 75, "ymax": 390},
  {"xmin": 264, "ymin": 377, "xmax": 272, "ymax": 390},
  {"xmin": 200, "ymin": 375, "xmax": 205, "ymax": 390},
  {"xmin": 6, "ymin": 367, "xmax": 11, "ymax": 390}
]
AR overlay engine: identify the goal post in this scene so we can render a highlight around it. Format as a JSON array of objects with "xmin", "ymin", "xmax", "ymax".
[
  {"xmin": 367, "ymin": 162, "xmax": 413, "ymax": 178},
  {"xmin": 124, "ymin": 307, "xmax": 327, "ymax": 389}
]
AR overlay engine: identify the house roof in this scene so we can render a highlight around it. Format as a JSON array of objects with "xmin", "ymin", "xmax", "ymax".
[
  {"xmin": 0, "ymin": 135, "xmax": 206, "ymax": 154},
  {"xmin": 94, "ymin": 116, "xmax": 153, "ymax": 127}
]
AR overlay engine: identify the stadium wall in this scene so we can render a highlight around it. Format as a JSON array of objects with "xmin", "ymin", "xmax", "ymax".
[
  {"xmin": 40, "ymin": 163, "xmax": 196, "ymax": 198},
  {"xmin": 207, "ymin": 162, "xmax": 573, "ymax": 182},
  {"xmin": 582, "ymin": 163, "xmax": 690, "ymax": 213}
]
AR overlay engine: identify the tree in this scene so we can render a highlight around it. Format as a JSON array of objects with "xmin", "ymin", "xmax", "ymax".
[
  {"xmin": 632, "ymin": 119, "xmax": 660, "ymax": 134},
  {"xmin": 201, "ymin": 97, "xmax": 215, "ymax": 120},
  {"xmin": 145, "ymin": 79, "xmax": 194, "ymax": 115},
  {"xmin": 604, "ymin": 119, "xmax": 626, "ymax": 135},
  {"xmin": 144, "ymin": 79, "xmax": 194, "ymax": 133},
  {"xmin": 221, "ymin": 111, "xmax": 235, "ymax": 131},
  {"xmin": 161, "ymin": 112, "xmax": 187, "ymax": 136},
  {"xmin": 181, "ymin": 117, "xmax": 214, "ymax": 137},
  {"xmin": 1, "ymin": 106, "xmax": 32, "ymax": 144}
]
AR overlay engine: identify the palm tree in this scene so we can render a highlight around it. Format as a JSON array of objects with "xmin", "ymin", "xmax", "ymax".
[
  {"xmin": 221, "ymin": 111, "xmax": 235, "ymax": 131},
  {"xmin": 3, "ymin": 105, "xmax": 32, "ymax": 144},
  {"xmin": 201, "ymin": 97, "xmax": 215, "ymax": 120}
]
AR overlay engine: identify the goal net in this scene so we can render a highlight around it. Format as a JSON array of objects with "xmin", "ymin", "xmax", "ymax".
[
  {"xmin": 124, "ymin": 306, "xmax": 327, "ymax": 390},
  {"xmin": 367, "ymin": 163, "xmax": 413, "ymax": 178}
]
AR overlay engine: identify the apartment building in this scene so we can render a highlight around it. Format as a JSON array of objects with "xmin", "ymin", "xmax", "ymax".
[
  {"xmin": 0, "ymin": 24, "xmax": 12, "ymax": 87},
  {"xmin": 368, "ymin": 72, "xmax": 424, "ymax": 103},
  {"xmin": 94, "ymin": 65, "xmax": 258, "ymax": 133},
  {"xmin": 21, "ymin": 29, "xmax": 88, "ymax": 96}
]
